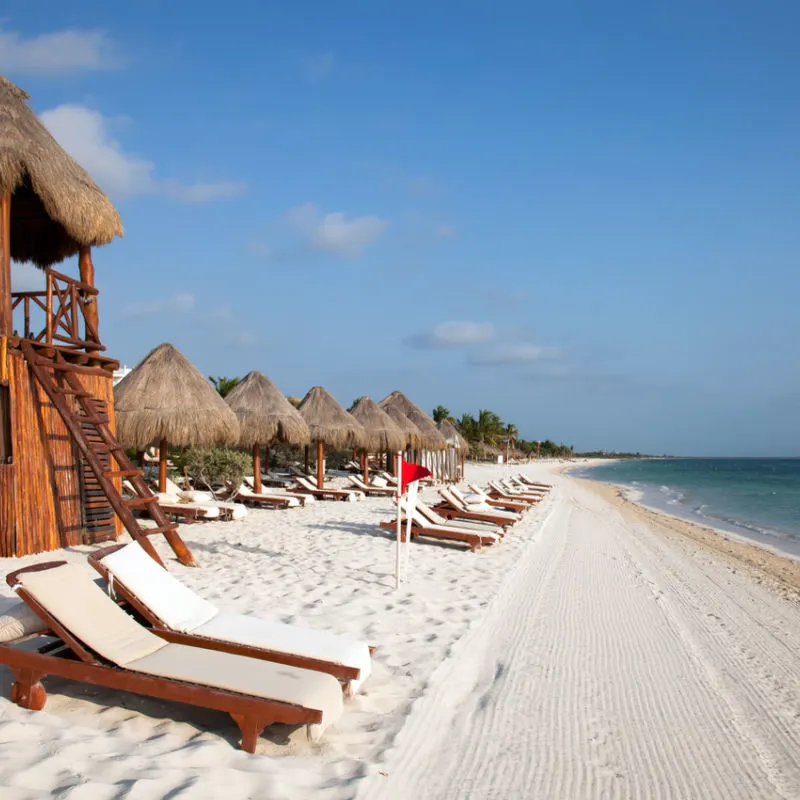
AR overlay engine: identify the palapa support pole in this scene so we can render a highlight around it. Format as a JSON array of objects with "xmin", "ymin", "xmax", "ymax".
[
  {"xmin": 0, "ymin": 195, "xmax": 11, "ymax": 338},
  {"xmin": 136, "ymin": 450, "xmax": 145, "ymax": 474},
  {"xmin": 362, "ymin": 450, "xmax": 369, "ymax": 485},
  {"xmin": 252, "ymin": 444, "xmax": 262, "ymax": 493},
  {"xmin": 158, "ymin": 438, "xmax": 168, "ymax": 493},
  {"xmin": 395, "ymin": 451, "xmax": 403, "ymax": 589},
  {"xmin": 316, "ymin": 440, "xmax": 324, "ymax": 489},
  {"xmin": 304, "ymin": 445, "xmax": 310, "ymax": 475},
  {"xmin": 78, "ymin": 247, "xmax": 100, "ymax": 355}
]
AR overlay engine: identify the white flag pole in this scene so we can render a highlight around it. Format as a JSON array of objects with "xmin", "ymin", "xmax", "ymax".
[
  {"xmin": 404, "ymin": 480, "xmax": 417, "ymax": 582},
  {"xmin": 395, "ymin": 451, "xmax": 402, "ymax": 589}
]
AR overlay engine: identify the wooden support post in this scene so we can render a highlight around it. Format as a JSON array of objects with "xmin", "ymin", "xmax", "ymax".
[
  {"xmin": 158, "ymin": 438, "xmax": 168, "ymax": 493},
  {"xmin": 362, "ymin": 450, "xmax": 369, "ymax": 485},
  {"xmin": 253, "ymin": 443, "xmax": 262, "ymax": 493},
  {"xmin": 316, "ymin": 440, "xmax": 324, "ymax": 490},
  {"xmin": 78, "ymin": 247, "xmax": 100, "ymax": 354},
  {"xmin": 136, "ymin": 451, "xmax": 145, "ymax": 473},
  {"xmin": 0, "ymin": 195, "xmax": 11, "ymax": 337},
  {"xmin": 304, "ymin": 445, "xmax": 310, "ymax": 475}
]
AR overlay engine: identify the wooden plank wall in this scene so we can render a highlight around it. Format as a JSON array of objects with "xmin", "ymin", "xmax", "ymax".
[{"xmin": 0, "ymin": 351, "xmax": 121, "ymax": 557}]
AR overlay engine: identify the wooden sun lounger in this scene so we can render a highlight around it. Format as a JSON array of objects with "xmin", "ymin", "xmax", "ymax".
[
  {"xmin": 466, "ymin": 484, "xmax": 532, "ymax": 512},
  {"xmin": 290, "ymin": 476, "xmax": 360, "ymax": 501},
  {"xmin": 515, "ymin": 475, "xmax": 553, "ymax": 489},
  {"xmin": 1, "ymin": 563, "xmax": 339, "ymax": 752},
  {"xmin": 378, "ymin": 518, "xmax": 497, "ymax": 553},
  {"xmin": 88, "ymin": 544, "xmax": 373, "ymax": 689},
  {"xmin": 227, "ymin": 481, "xmax": 298, "ymax": 509},
  {"xmin": 347, "ymin": 476, "xmax": 396, "ymax": 497},
  {"xmin": 435, "ymin": 489, "xmax": 519, "ymax": 528}
]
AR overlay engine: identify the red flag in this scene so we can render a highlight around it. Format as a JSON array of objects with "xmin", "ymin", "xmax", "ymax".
[{"xmin": 400, "ymin": 459, "xmax": 432, "ymax": 494}]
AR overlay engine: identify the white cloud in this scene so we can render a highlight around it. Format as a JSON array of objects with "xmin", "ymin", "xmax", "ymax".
[
  {"xmin": 39, "ymin": 105, "xmax": 245, "ymax": 203},
  {"xmin": 123, "ymin": 292, "xmax": 195, "ymax": 318},
  {"xmin": 284, "ymin": 202, "xmax": 389, "ymax": 258},
  {"xmin": 406, "ymin": 321, "xmax": 495, "ymax": 349},
  {"xmin": 0, "ymin": 27, "xmax": 120, "ymax": 75},
  {"xmin": 162, "ymin": 179, "xmax": 247, "ymax": 204},
  {"xmin": 470, "ymin": 344, "xmax": 561, "ymax": 366}
]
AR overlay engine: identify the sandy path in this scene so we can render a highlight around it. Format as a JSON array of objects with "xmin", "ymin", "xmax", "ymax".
[{"xmin": 361, "ymin": 475, "xmax": 800, "ymax": 799}]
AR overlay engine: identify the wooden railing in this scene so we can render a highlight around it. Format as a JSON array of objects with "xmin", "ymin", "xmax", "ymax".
[{"xmin": 11, "ymin": 269, "xmax": 103, "ymax": 352}]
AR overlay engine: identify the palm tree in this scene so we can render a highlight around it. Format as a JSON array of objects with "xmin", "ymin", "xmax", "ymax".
[
  {"xmin": 477, "ymin": 408, "xmax": 504, "ymax": 445},
  {"xmin": 458, "ymin": 412, "xmax": 478, "ymax": 442},
  {"xmin": 504, "ymin": 423, "xmax": 519, "ymax": 452},
  {"xmin": 209, "ymin": 376, "xmax": 241, "ymax": 398},
  {"xmin": 432, "ymin": 405, "xmax": 451, "ymax": 423}
]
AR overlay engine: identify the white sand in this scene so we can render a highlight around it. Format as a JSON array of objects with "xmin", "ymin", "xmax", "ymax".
[{"xmin": 1, "ymin": 463, "xmax": 799, "ymax": 799}]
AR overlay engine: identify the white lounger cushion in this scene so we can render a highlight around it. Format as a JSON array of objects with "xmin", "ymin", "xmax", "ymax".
[
  {"xmin": 196, "ymin": 614, "xmax": 372, "ymax": 693},
  {"xmin": 402, "ymin": 503, "xmax": 500, "ymax": 541},
  {"xmin": 371, "ymin": 476, "xmax": 388, "ymax": 488},
  {"xmin": 440, "ymin": 489, "xmax": 519, "ymax": 522},
  {"xmin": 103, "ymin": 543, "xmax": 217, "ymax": 631},
  {"xmin": 156, "ymin": 493, "xmax": 222, "ymax": 519},
  {"xmin": 15, "ymin": 564, "xmax": 342, "ymax": 732},
  {"xmin": 102, "ymin": 543, "xmax": 371, "ymax": 689},
  {"xmin": 129, "ymin": 642, "xmax": 343, "ymax": 733},
  {"xmin": 238, "ymin": 484, "xmax": 301, "ymax": 507},
  {"xmin": 17, "ymin": 564, "xmax": 166, "ymax": 664}
]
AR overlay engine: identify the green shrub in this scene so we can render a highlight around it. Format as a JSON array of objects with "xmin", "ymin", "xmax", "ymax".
[{"xmin": 174, "ymin": 447, "xmax": 251, "ymax": 493}]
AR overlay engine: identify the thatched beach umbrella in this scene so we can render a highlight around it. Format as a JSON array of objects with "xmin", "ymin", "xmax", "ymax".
[
  {"xmin": 379, "ymin": 391, "xmax": 447, "ymax": 452},
  {"xmin": 297, "ymin": 386, "xmax": 367, "ymax": 490},
  {"xmin": 225, "ymin": 371, "xmax": 310, "ymax": 492},
  {"xmin": 0, "ymin": 74, "xmax": 124, "ymax": 339},
  {"xmin": 381, "ymin": 403, "xmax": 423, "ymax": 450},
  {"xmin": 349, "ymin": 397, "xmax": 406, "ymax": 483},
  {"xmin": 114, "ymin": 343, "xmax": 240, "ymax": 491}
]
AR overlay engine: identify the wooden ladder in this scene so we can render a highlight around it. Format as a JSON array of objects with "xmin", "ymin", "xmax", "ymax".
[{"xmin": 21, "ymin": 342, "xmax": 194, "ymax": 566}]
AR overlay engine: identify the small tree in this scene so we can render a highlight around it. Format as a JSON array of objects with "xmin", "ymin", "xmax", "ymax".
[{"xmin": 177, "ymin": 447, "xmax": 250, "ymax": 496}]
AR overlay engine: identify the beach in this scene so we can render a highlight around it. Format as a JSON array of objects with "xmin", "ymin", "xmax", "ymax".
[{"xmin": 1, "ymin": 462, "xmax": 799, "ymax": 799}]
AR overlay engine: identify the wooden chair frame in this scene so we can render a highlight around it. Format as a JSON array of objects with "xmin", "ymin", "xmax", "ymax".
[
  {"xmin": 378, "ymin": 517, "xmax": 497, "ymax": 553},
  {"xmin": 1, "ymin": 562, "xmax": 323, "ymax": 752},
  {"xmin": 88, "ymin": 545, "xmax": 372, "ymax": 688},
  {"xmin": 289, "ymin": 477, "xmax": 357, "ymax": 502},
  {"xmin": 434, "ymin": 490, "xmax": 518, "ymax": 528}
]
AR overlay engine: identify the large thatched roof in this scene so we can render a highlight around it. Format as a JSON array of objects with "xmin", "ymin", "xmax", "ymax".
[
  {"xmin": 297, "ymin": 386, "xmax": 367, "ymax": 449},
  {"xmin": 0, "ymin": 75, "xmax": 123, "ymax": 268},
  {"xmin": 114, "ymin": 343, "xmax": 239, "ymax": 449},
  {"xmin": 438, "ymin": 419, "xmax": 470, "ymax": 453},
  {"xmin": 381, "ymin": 403, "xmax": 423, "ymax": 449},
  {"xmin": 379, "ymin": 391, "xmax": 448, "ymax": 451},
  {"xmin": 225, "ymin": 371, "xmax": 310, "ymax": 447},
  {"xmin": 349, "ymin": 396, "xmax": 406, "ymax": 452}
]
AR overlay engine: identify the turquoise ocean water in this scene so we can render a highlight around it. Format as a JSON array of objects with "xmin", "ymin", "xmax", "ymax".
[{"xmin": 570, "ymin": 458, "xmax": 800, "ymax": 558}]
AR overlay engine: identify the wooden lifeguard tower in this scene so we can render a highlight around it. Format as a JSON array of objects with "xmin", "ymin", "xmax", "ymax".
[{"xmin": 0, "ymin": 75, "xmax": 191, "ymax": 565}]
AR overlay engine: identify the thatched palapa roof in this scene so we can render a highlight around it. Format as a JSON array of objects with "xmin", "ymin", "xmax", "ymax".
[
  {"xmin": 0, "ymin": 75, "xmax": 123, "ymax": 268},
  {"xmin": 381, "ymin": 403, "xmax": 423, "ymax": 449},
  {"xmin": 379, "ymin": 391, "xmax": 448, "ymax": 451},
  {"xmin": 297, "ymin": 386, "xmax": 367, "ymax": 449},
  {"xmin": 349, "ymin": 396, "xmax": 406, "ymax": 452},
  {"xmin": 438, "ymin": 419, "xmax": 470, "ymax": 453},
  {"xmin": 114, "ymin": 343, "xmax": 239, "ymax": 450},
  {"xmin": 225, "ymin": 371, "xmax": 310, "ymax": 447}
]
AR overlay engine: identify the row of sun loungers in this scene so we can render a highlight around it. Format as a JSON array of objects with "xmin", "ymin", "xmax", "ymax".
[
  {"xmin": 0, "ymin": 541, "xmax": 374, "ymax": 753},
  {"xmin": 378, "ymin": 474, "xmax": 551, "ymax": 553},
  {"xmin": 0, "ymin": 472, "xmax": 550, "ymax": 752}
]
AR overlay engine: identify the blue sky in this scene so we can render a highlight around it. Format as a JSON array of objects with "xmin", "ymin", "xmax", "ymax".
[{"xmin": 3, "ymin": 1, "xmax": 799, "ymax": 455}]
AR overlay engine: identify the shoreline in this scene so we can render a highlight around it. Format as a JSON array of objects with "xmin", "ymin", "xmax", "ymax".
[{"xmin": 578, "ymin": 476, "xmax": 800, "ymax": 599}]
